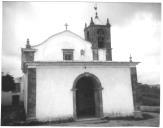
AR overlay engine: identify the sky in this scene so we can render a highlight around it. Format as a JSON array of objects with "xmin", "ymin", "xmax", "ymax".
[{"xmin": 2, "ymin": 1, "xmax": 161, "ymax": 85}]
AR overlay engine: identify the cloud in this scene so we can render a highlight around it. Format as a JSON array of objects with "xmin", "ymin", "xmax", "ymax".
[
  {"xmin": 2, "ymin": 55, "xmax": 22, "ymax": 77},
  {"xmin": 111, "ymin": 12, "xmax": 160, "ymax": 84},
  {"xmin": 99, "ymin": 2, "xmax": 161, "ymax": 26},
  {"xmin": 2, "ymin": 2, "xmax": 34, "ymax": 57},
  {"xmin": 2, "ymin": 2, "xmax": 161, "ymax": 84}
]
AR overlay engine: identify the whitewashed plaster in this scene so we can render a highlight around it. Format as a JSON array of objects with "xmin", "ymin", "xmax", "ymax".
[
  {"xmin": 36, "ymin": 65, "xmax": 134, "ymax": 120},
  {"xmin": 33, "ymin": 30, "xmax": 94, "ymax": 61},
  {"xmin": 98, "ymin": 49, "xmax": 106, "ymax": 61}
]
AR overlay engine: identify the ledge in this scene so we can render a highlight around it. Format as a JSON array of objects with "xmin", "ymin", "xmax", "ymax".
[
  {"xmin": 21, "ymin": 48, "xmax": 37, "ymax": 52},
  {"xmin": 25, "ymin": 61, "xmax": 140, "ymax": 68}
]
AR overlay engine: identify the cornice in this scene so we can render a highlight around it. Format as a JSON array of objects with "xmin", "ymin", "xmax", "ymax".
[{"xmin": 25, "ymin": 61, "xmax": 140, "ymax": 68}]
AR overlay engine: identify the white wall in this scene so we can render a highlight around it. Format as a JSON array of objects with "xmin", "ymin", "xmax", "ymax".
[
  {"xmin": 36, "ymin": 65, "xmax": 134, "ymax": 120},
  {"xmin": 34, "ymin": 31, "xmax": 93, "ymax": 61},
  {"xmin": 98, "ymin": 49, "xmax": 106, "ymax": 61}
]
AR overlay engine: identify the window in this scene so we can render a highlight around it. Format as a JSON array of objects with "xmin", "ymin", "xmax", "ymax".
[
  {"xmin": 64, "ymin": 54, "xmax": 73, "ymax": 60},
  {"xmin": 87, "ymin": 31, "xmax": 90, "ymax": 41},
  {"xmin": 97, "ymin": 29, "xmax": 105, "ymax": 48},
  {"xmin": 98, "ymin": 37, "xmax": 104, "ymax": 48},
  {"xmin": 97, "ymin": 29, "xmax": 104, "ymax": 35},
  {"xmin": 80, "ymin": 49, "xmax": 85, "ymax": 56},
  {"xmin": 62, "ymin": 49, "xmax": 74, "ymax": 60},
  {"xmin": 13, "ymin": 83, "xmax": 20, "ymax": 93}
]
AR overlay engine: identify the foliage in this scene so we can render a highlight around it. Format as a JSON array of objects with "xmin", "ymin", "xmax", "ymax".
[
  {"xmin": 1, "ymin": 105, "xmax": 26, "ymax": 126},
  {"xmin": 2, "ymin": 73, "xmax": 16, "ymax": 92},
  {"xmin": 136, "ymin": 83, "xmax": 160, "ymax": 106}
]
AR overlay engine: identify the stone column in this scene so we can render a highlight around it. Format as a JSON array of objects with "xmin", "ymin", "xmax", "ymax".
[
  {"xmin": 72, "ymin": 89, "xmax": 77, "ymax": 120},
  {"xmin": 98, "ymin": 89, "xmax": 103, "ymax": 118},
  {"xmin": 106, "ymin": 48, "xmax": 112, "ymax": 61},
  {"xmin": 92, "ymin": 49, "xmax": 99, "ymax": 60},
  {"xmin": 130, "ymin": 67, "xmax": 142, "ymax": 118},
  {"xmin": 27, "ymin": 68, "xmax": 36, "ymax": 120},
  {"xmin": 94, "ymin": 87, "xmax": 103, "ymax": 118}
]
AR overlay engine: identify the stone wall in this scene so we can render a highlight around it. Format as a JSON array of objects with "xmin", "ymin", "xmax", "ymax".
[{"xmin": 27, "ymin": 68, "xmax": 36, "ymax": 120}]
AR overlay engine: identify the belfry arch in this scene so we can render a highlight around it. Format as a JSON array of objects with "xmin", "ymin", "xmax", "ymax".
[{"xmin": 72, "ymin": 72, "xmax": 103, "ymax": 119}]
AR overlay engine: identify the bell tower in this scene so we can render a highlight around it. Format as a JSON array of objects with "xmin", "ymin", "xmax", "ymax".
[{"xmin": 84, "ymin": 4, "xmax": 112, "ymax": 61}]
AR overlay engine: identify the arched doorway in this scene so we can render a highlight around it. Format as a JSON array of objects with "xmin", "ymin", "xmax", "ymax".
[{"xmin": 72, "ymin": 72, "xmax": 103, "ymax": 119}]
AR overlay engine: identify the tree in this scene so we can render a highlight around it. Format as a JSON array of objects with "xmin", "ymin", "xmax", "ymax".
[
  {"xmin": 2, "ymin": 73, "xmax": 15, "ymax": 92},
  {"xmin": 136, "ymin": 83, "xmax": 160, "ymax": 106}
]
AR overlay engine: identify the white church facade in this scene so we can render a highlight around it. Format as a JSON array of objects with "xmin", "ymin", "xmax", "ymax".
[{"xmin": 21, "ymin": 8, "xmax": 141, "ymax": 121}]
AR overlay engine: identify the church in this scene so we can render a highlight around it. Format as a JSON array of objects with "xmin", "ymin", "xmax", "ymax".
[{"xmin": 21, "ymin": 6, "xmax": 141, "ymax": 121}]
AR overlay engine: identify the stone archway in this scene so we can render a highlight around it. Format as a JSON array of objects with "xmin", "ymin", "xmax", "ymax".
[{"xmin": 72, "ymin": 72, "xmax": 103, "ymax": 119}]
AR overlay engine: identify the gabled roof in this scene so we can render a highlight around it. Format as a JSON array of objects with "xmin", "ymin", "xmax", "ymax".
[{"xmin": 32, "ymin": 30, "xmax": 90, "ymax": 48}]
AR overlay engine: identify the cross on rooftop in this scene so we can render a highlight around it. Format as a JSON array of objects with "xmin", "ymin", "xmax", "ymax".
[
  {"xmin": 94, "ymin": 3, "xmax": 97, "ymax": 10},
  {"xmin": 65, "ymin": 23, "xmax": 69, "ymax": 30},
  {"xmin": 129, "ymin": 54, "xmax": 132, "ymax": 62}
]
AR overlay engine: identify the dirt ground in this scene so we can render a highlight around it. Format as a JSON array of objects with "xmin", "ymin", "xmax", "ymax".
[{"xmin": 40, "ymin": 112, "xmax": 159, "ymax": 127}]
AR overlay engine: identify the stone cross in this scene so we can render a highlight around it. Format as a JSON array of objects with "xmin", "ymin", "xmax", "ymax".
[
  {"xmin": 65, "ymin": 23, "xmax": 69, "ymax": 30},
  {"xmin": 129, "ymin": 54, "xmax": 132, "ymax": 62}
]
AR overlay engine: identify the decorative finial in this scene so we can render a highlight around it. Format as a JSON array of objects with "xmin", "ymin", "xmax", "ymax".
[
  {"xmin": 106, "ymin": 18, "xmax": 111, "ymax": 26},
  {"xmin": 65, "ymin": 23, "xmax": 69, "ymax": 30},
  {"xmin": 85, "ymin": 23, "xmax": 87, "ymax": 28},
  {"xmin": 94, "ymin": 3, "xmax": 98, "ymax": 19},
  {"xmin": 129, "ymin": 54, "xmax": 132, "ymax": 62},
  {"xmin": 90, "ymin": 17, "xmax": 94, "ymax": 25},
  {"xmin": 95, "ymin": 12, "xmax": 98, "ymax": 19},
  {"xmin": 26, "ymin": 38, "xmax": 31, "ymax": 48},
  {"xmin": 107, "ymin": 18, "xmax": 109, "ymax": 23}
]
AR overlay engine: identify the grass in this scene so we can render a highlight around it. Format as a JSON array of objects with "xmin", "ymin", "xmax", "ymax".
[
  {"xmin": 140, "ymin": 106, "xmax": 160, "ymax": 113},
  {"xmin": 1, "ymin": 105, "xmax": 74, "ymax": 126},
  {"xmin": 136, "ymin": 83, "xmax": 160, "ymax": 106},
  {"xmin": 11, "ymin": 112, "xmax": 157, "ymax": 126},
  {"xmin": 1, "ymin": 105, "xmax": 160, "ymax": 126},
  {"xmin": 9, "ymin": 117, "xmax": 75, "ymax": 126},
  {"xmin": 2, "ymin": 106, "xmax": 159, "ymax": 126},
  {"xmin": 102, "ymin": 112, "xmax": 154, "ymax": 121}
]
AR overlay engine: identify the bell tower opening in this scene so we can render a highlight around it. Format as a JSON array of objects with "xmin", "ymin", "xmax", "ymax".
[{"xmin": 97, "ymin": 28, "xmax": 105, "ymax": 48}]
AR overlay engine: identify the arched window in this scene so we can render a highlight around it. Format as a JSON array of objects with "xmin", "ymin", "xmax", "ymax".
[
  {"xmin": 97, "ymin": 29, "xmax": 105, "ymax": 48},
  {"xmin": 98, "ymin": 37, "xmax": 104, "ymax": 48},
  {"xmin": 87, "ymin": 31, "xmax": 90, "ymax": 41},
  {"xmin": 97, "ymin": 29, "xmax": 104, "ymax": 35}
]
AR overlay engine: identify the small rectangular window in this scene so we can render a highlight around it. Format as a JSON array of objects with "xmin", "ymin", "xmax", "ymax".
[
  {"xmin": 62, "ymin": 49, "xmax": 74, "ymax": 61},
  {"xmin": 13, "ymin": 83, "xmax": 20, "ymax": 93},
  {"xmin": 98, "ymin": 37, "xmax": 104, "ymax": 48},
  {"xmin": 64, "ymin": 54, "xmax": 73, "ymax": 60}
]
